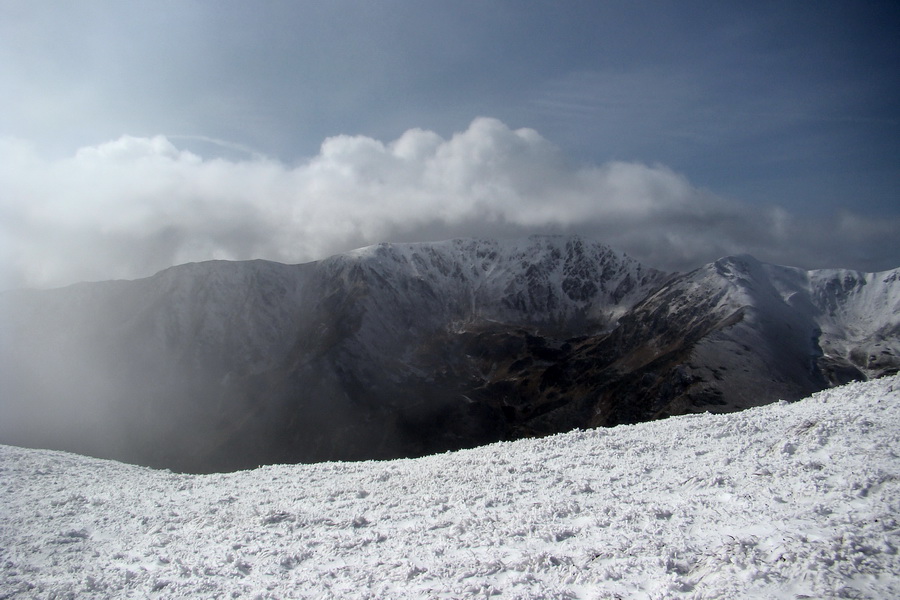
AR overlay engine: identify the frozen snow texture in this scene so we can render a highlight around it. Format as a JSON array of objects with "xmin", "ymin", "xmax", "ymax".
[{"xmin": 2, "ymin": 375, "xmax": 899, "ymax": 599}]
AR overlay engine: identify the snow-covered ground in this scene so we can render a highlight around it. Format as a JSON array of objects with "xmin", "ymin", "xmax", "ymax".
[{"xmin": 2, "ymin": 376, "xmax": 899, "ymax": 599}]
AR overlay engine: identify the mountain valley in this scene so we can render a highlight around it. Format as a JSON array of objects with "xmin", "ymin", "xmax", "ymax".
[{"xmin": 1, "ymin": 236, "xmax": 897, "ymax": 472}]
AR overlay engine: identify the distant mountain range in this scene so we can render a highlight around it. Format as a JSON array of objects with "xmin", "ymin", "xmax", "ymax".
[{"xmin": 1, "ymin": 235, "xmax": 898, "ymax": 472}]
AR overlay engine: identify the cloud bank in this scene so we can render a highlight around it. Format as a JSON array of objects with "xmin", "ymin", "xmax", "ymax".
[{"xmin": 1, "ymin": 118, "xmax": 897, "ymax": 289}]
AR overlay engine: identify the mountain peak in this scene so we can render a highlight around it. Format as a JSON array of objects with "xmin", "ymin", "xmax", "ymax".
[{"xmin": 712, "ymin": 253, "xmax": 765, "ymax": 281}]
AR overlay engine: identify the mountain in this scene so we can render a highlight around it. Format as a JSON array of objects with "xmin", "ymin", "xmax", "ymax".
[
  {"xmin": 474, "ymin": 254, "xmax": 900, "ymax": 437},
  {"xmin": 1, "ymin": 236, "xmax": 897, "ymax": 472}
]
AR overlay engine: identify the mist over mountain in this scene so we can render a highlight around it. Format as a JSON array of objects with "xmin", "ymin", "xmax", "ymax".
[{"xmin": 1, "ymin": 235, "xmax": 898, "ymax": 472}]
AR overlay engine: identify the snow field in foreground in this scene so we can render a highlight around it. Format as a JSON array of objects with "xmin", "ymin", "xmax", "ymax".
[{"xmin": 1, "ymin": 375, "xmax": 899, "ymax": 599}]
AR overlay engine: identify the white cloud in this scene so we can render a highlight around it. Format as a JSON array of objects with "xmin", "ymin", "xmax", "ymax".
[{"xmin": 1, "ymin": 118, "xmax": 897, "ymax": 289}]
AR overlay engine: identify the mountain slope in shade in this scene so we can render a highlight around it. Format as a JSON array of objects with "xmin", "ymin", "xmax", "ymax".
[
  {"xmin": 470, "ymin": 254, "xmax": 900, "ymax": 435},
  {"xmin": 0, "ymin": 237, "xmax": 666, "ymax": 471},
  {"xmin": 0, "ymin": 236, "xmax": 897, "ymax": 472},
  {"xmin": 2, "ymin": 376, "xmax": 899, "ymax": 599}
]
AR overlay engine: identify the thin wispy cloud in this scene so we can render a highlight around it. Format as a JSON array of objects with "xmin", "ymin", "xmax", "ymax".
[
  {"xmin": 165, "ymin": 135, "xmax": 271, "ymax": 161},
  {"xmin": 2, "ymin": 118, "xmax": 897, "ymax": 289}
]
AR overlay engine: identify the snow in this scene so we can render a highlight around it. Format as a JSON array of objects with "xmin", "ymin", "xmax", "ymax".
[
  {"xmin": 324, "ymin": 235, "xmax": 665, "ymax": 331},
  {"xmin": 2, "ymin": 376, "xmax": 899, "ymax": 599}
]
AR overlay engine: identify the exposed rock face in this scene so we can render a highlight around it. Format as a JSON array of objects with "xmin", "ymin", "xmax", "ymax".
[{"xmin": 1, "ymin": 236, "xmax": 897, "ymax": 472}]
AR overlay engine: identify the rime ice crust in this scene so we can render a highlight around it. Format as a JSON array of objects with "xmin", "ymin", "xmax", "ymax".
[{"xmin": 2, "ymin": 375, "xmax": 899, "ymax": 599}]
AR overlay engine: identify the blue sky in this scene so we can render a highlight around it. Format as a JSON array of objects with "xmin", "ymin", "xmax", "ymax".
[{"xmin": 1, "ymin": 1, "xmax": 898, "ymax": 287}]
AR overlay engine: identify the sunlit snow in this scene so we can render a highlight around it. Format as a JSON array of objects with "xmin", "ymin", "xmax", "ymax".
[{"xmin": 2, "ymin": 375, "xmax": 899, "ymax": 599}]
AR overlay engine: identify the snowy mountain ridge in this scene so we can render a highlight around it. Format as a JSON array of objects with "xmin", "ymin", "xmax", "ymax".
[
  {"xmin": 705, "ymin": 254, "xmax": 900, "ymax": 381},
  {"xmin": 323, "ymin": 235, "xmax": 665, "ymax": 326},
  {"xmin": 2, "ymin": 375, "xmax": 899, "ymax": 599},
  {"xmin": 310, "ymin": 236, "xmax": 667, "ymax": 371},
  {"xmin": 0, "ymin": 235, "xmax": 897, "ymax": 472}
]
